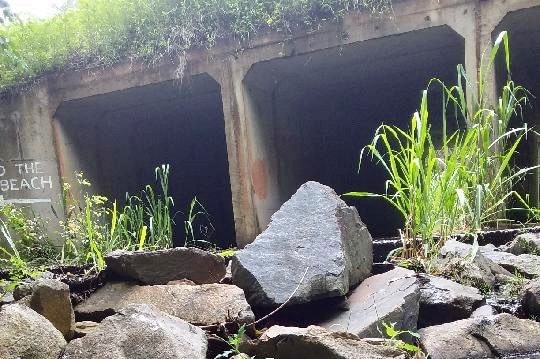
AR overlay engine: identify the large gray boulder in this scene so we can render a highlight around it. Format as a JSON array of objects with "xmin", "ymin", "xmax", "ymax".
[
  {"xmin": 502, "ymin": 232, "xmax": 540, "ymax": 255},
  {"xmin": 0, "ymin": 304, "xmax": 67, "ymax": 359},
  {"xmin": 419, "ymin": 313, "xmax": 540, "ymax": 359},
  {"xmin": 437, "ymin": 240, "xmax": 512, "ymax": 289},
  {"xmin": 232, "ymin": 181, "xmax": 373, "ymax": 307},
  {"xmin": 61, "ymin": 304, "xmax": 207, "ymax": 359},
  {"xmin": 29, "ymin": 278, "xmax": 75, "ymax": 339},
  {"xmin": 479, "ymin": 246, "xmax": 540, "ymax": 278},
  {"xmin": 320, "ymin": 267, "xmax": 419, "ymax": 338},
  {"xmin": 75, "ymin": 282, "xmax": 254, "ymax": 325},
  {"xmin": 244, "ymin": 325, "xmax": 407, "ymax": 359},
  {"xmin": 418, "ymin": 274, "xmax": 484, "ymax": 327},
  {"xmin": 105, "ymin": 247, "xmax": 226, "ymax": 284},
  {"xmin": 521, "ymin": 278, "xmax": 540, "ymax": 316}
]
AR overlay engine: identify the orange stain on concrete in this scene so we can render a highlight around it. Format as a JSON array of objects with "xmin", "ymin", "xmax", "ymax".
[{"xmin": 251, "ymin": 159, "xmax": 267, "ymax": 199}]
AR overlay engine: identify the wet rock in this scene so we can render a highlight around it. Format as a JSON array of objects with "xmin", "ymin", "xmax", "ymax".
[
  {"xmin": 244, "ymin": 325, "xmax": 406, "ymax": 359},
  {"xmin": 437, "ymin": 240, "xmax": 512, "ymax": 289},
  {"xmin": 75, "ymin": 282, "xmax": 254, "ymax": 325},
  {"xmin": 232, "ymin": 181, "xmax": 373, "ymax": 307},
  {"xmin": 73, "ymin": 320, "xmax": 99, "ymax": 338},
  {"xmin": 470, "ymin": 305, "xmax": 497, "ymax": 318},
  {"xmin": 503, "ymin": 232, "xmax": 540, "ymax": 255},
  {"xmin": 419, "ymin": 313, "xmax": 540, "ymax": 359},
  {"xmin": 479, "ymin": 247, "xmax": 540, "ymax": 278},
  {"xmin": 28, "ymin": 278, "xmax": 75, "ymax": 339},
  {"xmin": 61, "ymin": 304, "xmax": 207, "ymax": 359},
  {"xmin": 418, "ymin": 273, "xmax": 484, "ymax": 327},
  {"xmin": 320, "ymin": 267, "xmax": 419, "ymax": 338},
  {"xmin": 0, "ymin": 304, "xmax": 67, "ymax": 359},
  {"xmin": 521, "ymin": 278, "xmax": 540, "ymax": 316},
  {"xmin": 105, "ymin": 247, "xmax": 226, "ymax": 284}
]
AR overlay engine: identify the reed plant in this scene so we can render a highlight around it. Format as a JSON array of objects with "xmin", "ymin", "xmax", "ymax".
[{"xmin": 347, "ymin": 31, "xmax": 538, "ymax": 265}]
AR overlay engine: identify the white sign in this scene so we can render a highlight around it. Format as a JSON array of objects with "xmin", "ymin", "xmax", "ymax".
[{"xmin": 0, "ymin": 161, "xmax": 53, "ymax": 193}]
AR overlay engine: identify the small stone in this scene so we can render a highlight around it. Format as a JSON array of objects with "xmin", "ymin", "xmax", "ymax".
[
  {"xmin": 470, "ymin": 305, "xmax": 497, "ymax": 318},
  {"xmin": 61, "ymin": 304, "xmax": 207, "ymax": 359},
  {"xmin": 521, "ymin": 278, "xmax": 540, "ymax": 316},
  {"xmin": 29, "ymin": 278, "xmax": 75, "ymax": 339},
  {"xmin": 320, "ymin": 267, "xmax": 419, "ymax": 338},
  {"xmin": 503, "ymin": 232, "xmax": 540, "ymax": 255},
  {"xmin": 75, "ymin": 282, "xmax": 254, "ymax": 325},
  {"xmin": 105, "ymin": 247, "xmax": 227, "ymax": 285},
  {"xmin": 244, "ymin": 325, "xmax": 407, "ymax": 359},
  {"xmin": 232, "ymin": 181, "xmax": 373, "ymax": 307},
  {"xmin": 0, "ymin": 304, "xmax": 67, "ymax": 359},
  {"xmin": 74, "ymin": 320, "xmax": 99, "ymax": 338},
  {"xmin": 418, "ymin": 273, "xmax": 484, "ymax": 327}
]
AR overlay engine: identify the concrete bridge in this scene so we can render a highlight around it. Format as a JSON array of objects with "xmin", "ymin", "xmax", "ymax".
[{"xmin": 0, "ymin": 0, "xmax": 539, "ymax": 247}]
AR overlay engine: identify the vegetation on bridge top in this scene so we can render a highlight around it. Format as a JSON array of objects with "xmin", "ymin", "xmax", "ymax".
[{"xmin": 0, "ymin": 0, "xmax": 392, "ymax": 92}]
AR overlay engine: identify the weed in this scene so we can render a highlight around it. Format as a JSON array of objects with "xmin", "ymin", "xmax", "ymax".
[
  {"xmin": 184, "ymin": 196, "xmax": 215, "ymax": 247},
  {"xmin": 501, "ymin": 270, "xmax": 529, "ymax": 297},
  {"xmin": 380, "ymin": 321, "xmax": 425, "ymax": 358},
  {"xmin": 215, "ymin": 325, "xmax": 250, "ymax": 359}
]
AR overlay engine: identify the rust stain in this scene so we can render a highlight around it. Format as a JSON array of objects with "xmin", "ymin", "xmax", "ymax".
[{"xmin": 251, "ymin": 159, "xmax": 268, "ymax": 199}]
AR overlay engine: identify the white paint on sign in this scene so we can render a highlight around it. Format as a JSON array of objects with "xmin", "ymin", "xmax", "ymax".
[
  {"xmin": 0, "ymin": 160, "xmax": 54, "ymax": 194},
  {"xmin": 0, "ymin": 195, "xmax": 52, "ymax": 204}
]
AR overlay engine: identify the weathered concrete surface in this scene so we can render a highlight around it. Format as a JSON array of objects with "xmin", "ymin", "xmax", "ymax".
[
  {"xmin": 75, "ymin": 282, "xmax": 255, "ymax": 325},
  {"xmin": 320, "ymin": 267, "xmax": 419, "ymax": 338},
  {"xmin": 232, "ymin": 181, "xmax": 373, "ymax": 307},
  {"xmin": 1, "ymin": 0, "xmax": 540, "ymax": 246}
]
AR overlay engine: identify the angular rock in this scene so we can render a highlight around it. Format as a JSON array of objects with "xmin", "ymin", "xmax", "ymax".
[
  {"xmin": 0, "ymin": 304, "xmax": 67, "ymax": 359},
  {"xmin": 244, "ymin": 325, "xmax": 407, "ymax": 359},
  {"xmin": 12, "ymin": 271, "xmax": 54, "ymax": 300},
  {"xmin": 479, "ymin": 247, "xmax": 540, "ymax": 278},
  {"xmin": 105, "ymin": 247, "xmax": 226, "ymax": 284},
  {"xmin": 470, "ymin": 305, "xmax": 497, "ymax": 318},
  {"xmin": 320, "ymin": 267, "xmax": 419, "ymax": 338},
  {"xmin": 437, "ymin": 240, "xmax": 512, "ymax": 289},
  {"xmin": 418, "ymin": 273, "xmax": 484, "ymax": 327},
  {"xmin": 29, "ymin": 278, "xmax": 75, "ymax": 339},
  {"xmin": 75, "ymin": 282, "xmax": 254, "ymax": 325},
  {"xmin": 61, "ymin": 304, "xmax": 207, "ymax": 359},
  {"xmin": 419, "ymin": 313, "xmax": 540, "ymax": 359},
  {"xmin": 503, "ymin": 232, "xmax": 540, "ymax": 255},
  {"xmin": 232, "ymin": 181, "xmax": 373, "ymax": 307},
  {"xmin": 521, "ymin": 278, "xmax": 540, "ymax": 316}
]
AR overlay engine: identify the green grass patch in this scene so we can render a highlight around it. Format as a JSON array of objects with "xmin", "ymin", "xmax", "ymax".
[{"xmin": 0, "ymin": 0, "xmax": 392, "ymax": 92}]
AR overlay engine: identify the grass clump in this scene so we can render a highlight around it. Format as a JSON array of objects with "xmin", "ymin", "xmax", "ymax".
[
  {"xmin": 347, "ymin": 31, "xmax": 539, "ymax": 267},
  {"xmin": 0, "ymin": 0, "xmax": 392, "ymax": 92}
]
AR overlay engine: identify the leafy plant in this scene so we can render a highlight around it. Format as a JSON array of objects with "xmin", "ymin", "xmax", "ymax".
[
  {"xmin": 347, "ymin": 31, "xmax": 537, "ymax": 265},
  {"xmin": 380, "ymin": 321, "xmax": 424, "ymax": 357},
  {"xmin": 184, "ymin": 196, "xmax": 215, "ymax": 247},
  {"xmin": 215, "ymin": 325, "xmax": 252, "ymax": 359}
]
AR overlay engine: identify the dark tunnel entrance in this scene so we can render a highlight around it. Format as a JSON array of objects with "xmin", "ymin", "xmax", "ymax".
[
  {"xmin": 54, "ymin": 74, "xmax": 236, "ymax": 248},
  {"xmin": 244, "ymin": 26, "xmax": 465, "ymax": 238},
  {"xmin": 495, "ymin": 8, "xmax": 540, "ymax": 210}
]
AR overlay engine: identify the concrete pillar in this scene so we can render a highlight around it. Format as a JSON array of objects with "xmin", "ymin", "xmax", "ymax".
[{"xmin": 0, "ymin": 84, "xmax": 63, "ymax": 236}]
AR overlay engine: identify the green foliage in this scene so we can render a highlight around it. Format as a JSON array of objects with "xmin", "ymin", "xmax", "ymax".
[
  {"xmin": 184, "ymin": 196, "xmax": 215, "ymax": 247},
  {"xmin": 215, "ymin": 325, "xmax": 252, "ymax": 359},
  {"xmin": 380, "ymin": 322, "xmax": 424, "ymax": 357},
  {"xmin": 0, "ymin": 0, "xmax": 392, "ymax": 91},
  {"xmin": 347, "ymin": 31, "xmax": 537, "ymax": 265}
]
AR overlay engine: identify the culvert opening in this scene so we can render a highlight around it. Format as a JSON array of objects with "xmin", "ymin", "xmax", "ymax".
[
  {"xmin": 495, "ymin": 8, "xmax": 540, "ymax": 210},
  {"xmin": 54, "ymin": 74, "xmax": 236, "ymax": 248},
  {"xmin": 245, "ymin": 26, "xmax": 465, "ymax": 237}
]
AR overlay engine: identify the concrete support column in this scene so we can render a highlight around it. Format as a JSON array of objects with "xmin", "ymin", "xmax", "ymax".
[{"xmin": 0, "ymin": 84, "xmax": 64, "ymax": 236}]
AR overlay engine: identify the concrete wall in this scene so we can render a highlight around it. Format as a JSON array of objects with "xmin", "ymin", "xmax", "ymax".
[{"xmin": 1, "ymin": 0, "xmax": 539, "ymax": 247}]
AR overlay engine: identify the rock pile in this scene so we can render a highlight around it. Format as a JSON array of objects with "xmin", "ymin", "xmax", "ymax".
[{"xmin": 1, "ymin": 181, "xmax": 539, "ymax": 359}]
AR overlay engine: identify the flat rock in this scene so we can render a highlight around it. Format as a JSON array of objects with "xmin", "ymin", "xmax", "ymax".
[
  {"xmin": 320, "ymin": 267, "xmax": 419, "ymax": 338},
  {"xmin": 521, "ymin": 278, "xmax": 540, "ymax": 316},
  {"xmin": 74, "ymin": 320, "xmax": 99, "ymax": 338},
  {"xmin": 419, "ymin": 313, "xmax": 540, "ymax": 359},
  {"xmin": 29, "ymin": 278, "xmax": 75, "ymax": 339},
  {"xmin": 479, "ymin": 247, "xmax": 540, "ymax": 278},
  {"xmin": 61, "ymin": 304, "xmax": 207, "ymax": 359},
  {"xmin": 470, "ymin": 305, "xmax": 497, "ymax": 318},
  {"xmin": 75, "ymin": 282, "xmax": 254, "ymax": 325},
  {"xmin": 105, "ymin": 247, "xmax": 226, "ymax": 284},
  {"xmin": 502, "ymin": 232, "xmax": 540, "ymax": 255},
  {"xmin": 232, "ymin": 181, "xmax": 373, "ymax": 307},
  {"xmin": 0, "ymin": 304, "xmax": 67, "ymax": 359},
  {"xmin": 437, "ymin": 240, "xmax": 512, "ymax": 289},
  {"xmin": 418, "ymin": 273, "xmax": 484, "ymax": 327},
  {"xmin": 244, "ymin": 325, "xmax": 407, "ymax": 359}
]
